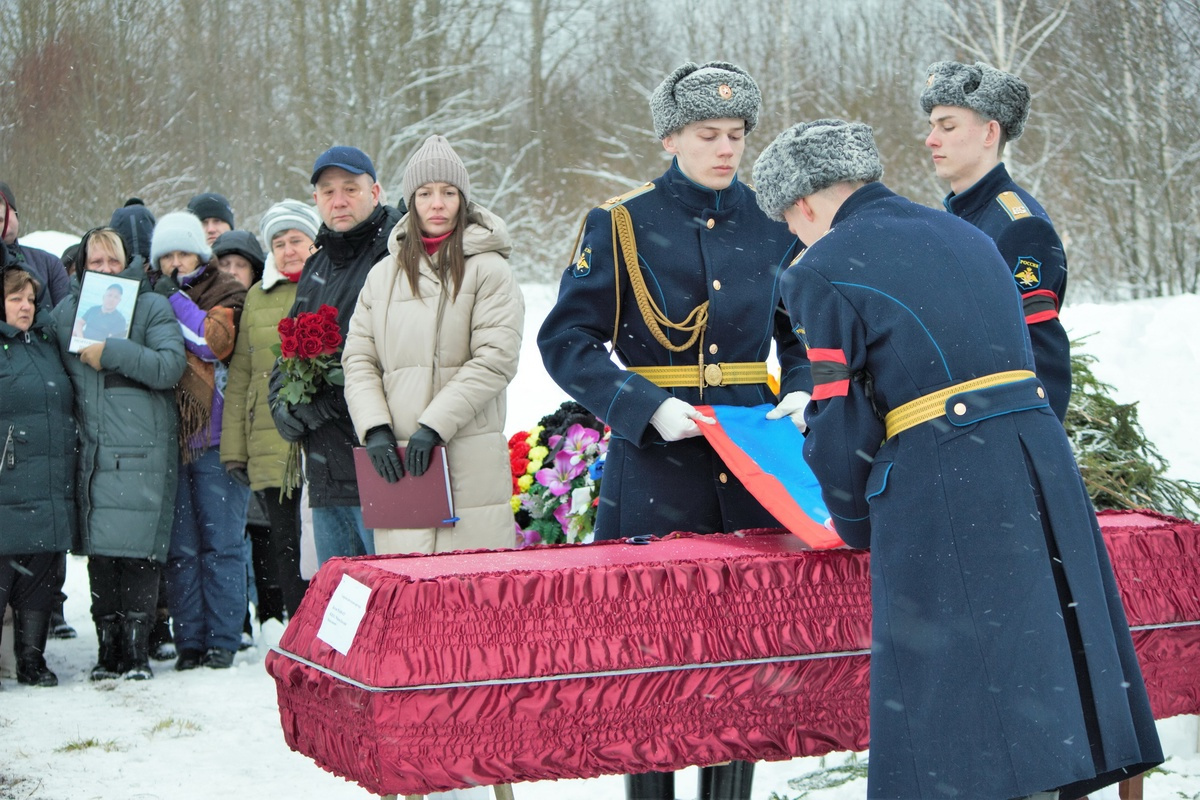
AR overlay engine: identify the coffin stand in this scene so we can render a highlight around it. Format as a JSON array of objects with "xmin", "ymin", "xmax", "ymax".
[{"xmin": 266, "ymin": 509, "xmax": 1200, "ymax": 797}]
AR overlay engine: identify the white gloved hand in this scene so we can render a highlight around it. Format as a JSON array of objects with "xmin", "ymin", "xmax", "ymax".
[
  {"xmin": 650, "ymin": 397, "xmax": 715, "ymax": 442},
  {"xmin": 765, "ymin": 390, "xmax": 812, "ymax": 433}
]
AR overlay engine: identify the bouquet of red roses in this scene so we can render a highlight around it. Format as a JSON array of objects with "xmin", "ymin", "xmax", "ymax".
[{"xmin": 272, "ymin": 303, "xmax": 345, "ymax": 492}]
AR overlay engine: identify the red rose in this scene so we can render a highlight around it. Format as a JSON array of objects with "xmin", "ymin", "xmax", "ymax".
[
  {"xmin": 508, "ymin": 431, "xmax": 529, "ymax": 447},
  {"xmin": 321, "ymin": 329, "xmax": 342, "ymax": 353},
  {"xmin": 298, "ymin": 335, "xmax": 323, "ymax": 359},
  {"xmin": 279, "ymin": 335, "xmax": 301, "ymax": 358},
  {"xmin": 278, "ymin": 317, "xmax": 297, "ymax": 337},
  {"xmin": 298, "ymin": 312, "xmax": 323, "ymax": 337},
  {"xmin": 318, "ymin": 304, "xmax": 338, "ymax": 322},
  {"xmin": 511, "ymin": 456, "xmax": 529, "ymax": 478},
  {"xmin": 510, "ymin": 441, "xmax": 530, "ymax": 459}
]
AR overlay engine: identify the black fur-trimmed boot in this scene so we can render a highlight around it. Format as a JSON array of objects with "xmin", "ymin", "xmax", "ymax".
[
  {"xmin": 698, "ymin": 761, "xmax": 754, "ymax": 800},
  {"xmin": 14, "ymin": 609, "xmax": 58, "ymax": 687},
  {"xmin": 123, "ymin": 611, "xmax": 154, "ymax": 680},
  {"xmin": 90, "ymin": 614, "xmax": 123, "ymax": 681}
]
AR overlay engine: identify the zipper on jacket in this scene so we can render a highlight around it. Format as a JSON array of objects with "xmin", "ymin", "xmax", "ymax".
[{"xmin": 115, "ymin": 452, "xmax": 148, "ymax": 470}]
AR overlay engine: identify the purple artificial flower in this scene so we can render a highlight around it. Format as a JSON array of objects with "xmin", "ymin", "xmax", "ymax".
[
  {"xmin": 515, "ymin": 522, "xmax": 540, "ymax": 548},
  {"xmin": 535, "ymin": 450, "xmax": 586, "ymax": 496},
  {"xmin": 549, "ymin": 424, "xmax": 602, "ymax": 464},
  {"xmin": 553, "ymin": 497, "xmax": 572, "ymax": 532}
]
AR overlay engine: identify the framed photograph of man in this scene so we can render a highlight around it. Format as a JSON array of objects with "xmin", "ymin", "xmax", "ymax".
[{"xmin": 69, "ymin": 272, "xmax": 139, "ymax": 353}]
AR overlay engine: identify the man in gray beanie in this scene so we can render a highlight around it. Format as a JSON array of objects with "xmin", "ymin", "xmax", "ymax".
[
  {"xmin": 921, "ymin": 60, "xmax": 1072, "ymax": 421},
  {"xmin": 538, "ymin": 61, "xmax": 808, "ymax": 800},
  {"xmin": 754, "ymin": 119, "xmax": 1163, "ymax": 799}
]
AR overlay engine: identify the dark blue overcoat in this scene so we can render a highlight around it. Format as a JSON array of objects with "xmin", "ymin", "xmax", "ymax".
[
  {"xmin": 780, "ymin": 182, "xmax": 1161, "ymax": 799},
  {"xmin": 945, "ymin": 162, "xmax": 1072, "ymax": 419},
  {"xmin": 538, "ymin": 160, "xmax": 806, "ymax": 539}
]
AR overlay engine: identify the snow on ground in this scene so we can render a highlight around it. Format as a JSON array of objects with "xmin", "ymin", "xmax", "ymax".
[{"xmin": 2, "ymin": 268, "xmax": 1199, "ymax": 799}]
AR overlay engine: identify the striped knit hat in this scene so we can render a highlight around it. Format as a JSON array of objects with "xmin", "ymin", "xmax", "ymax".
[{"xmin": 260, "ymin": 200, "xmax": 321, "ymax": 243}]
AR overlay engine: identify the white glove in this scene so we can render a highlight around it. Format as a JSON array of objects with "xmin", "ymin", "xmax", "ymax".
[
  {"xmin": 765, "ymin": 390, "xmax": 812, "ymax": 433},
  {"xmin": 650, "ymin": 397, "xmax": 714, "ymax": 442}
]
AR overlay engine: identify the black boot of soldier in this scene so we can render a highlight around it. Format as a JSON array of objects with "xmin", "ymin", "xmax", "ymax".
[
  {"xmin": 698, "ymin": 761, "xmax": 754, "ymax": 800},
  {"xmin": 625, "ymin": 770, "xmax": 674, "ymax": 800}
]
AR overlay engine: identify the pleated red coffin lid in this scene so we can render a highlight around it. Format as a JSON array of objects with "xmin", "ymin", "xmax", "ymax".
[{"xmin": 266, "ymin": 515, "xmax": 1200, "ymax": 796}]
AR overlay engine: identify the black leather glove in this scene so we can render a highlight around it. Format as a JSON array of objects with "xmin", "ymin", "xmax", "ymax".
[
  {"xmin": 405, "ymin": 424, "xmax": 441, "ymax": 478},
  {"xmin": 364, "ymin": 426, "xmax": 403, "ymax": 483},
  {"xmin": 225, "ymin": 462, "xmax": 251, "ymax": 486},
  {"xmin": 293, "ymin": 387, "xmax": 341, "ymax": 431},
  {"xmin": 153, "ymin": 272, "xmax": 182, "ymax": 298},
  {"xmin": 268, "ymin": 367, "xmax": 306, "ymax": 442}
]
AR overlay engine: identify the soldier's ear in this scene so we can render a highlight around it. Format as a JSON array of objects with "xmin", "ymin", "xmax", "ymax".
[{"xmin": 662, "ymin": 133, "xmax": 678, "ymax": 155}]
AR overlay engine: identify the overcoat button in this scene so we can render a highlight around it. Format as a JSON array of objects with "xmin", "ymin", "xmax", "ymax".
[
  {"xmin": 718, "ymin": 472, "xmax": 728, "ymax": 483},
  {"xmin": 1036, "ymin": 387, "xmax": 1045, "ymax": 399},
  {"xmin": 953, "ymin": 402, "xmax": 967, "ymax": 416},
  {"xmin": 706, "ymin": 219, "xmax": 715, "ymax": 230},
  {"xmin": 709, "ymin": 343, "xmax": 718, "ymax": 355},
  {"xmin": 712, "ymin": 279, "xmax": 721, "ymax": 291}
]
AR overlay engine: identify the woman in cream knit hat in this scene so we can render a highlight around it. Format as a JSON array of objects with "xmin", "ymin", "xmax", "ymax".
[{"xmin": 342, "ymin": 135, "xmax": 525, "ymax": 557}]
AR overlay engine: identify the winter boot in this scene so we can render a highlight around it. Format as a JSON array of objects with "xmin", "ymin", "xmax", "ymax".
[
  {"xmin": 625, "ymin": 771, "xmax": 675, "ymax": 800},
  {"xmin": 50, "ymin": 603, "xmax": 77, "ymax": 639},
  {"xmin": 149, "ymin": 608, "xmax": 175, "ymax": 661},
  {"xmin": 697, "ymin": 761, "xmax": 754, "ymax": 800},
  {"xmin": 90, "ymin": 614, "xmax": 123, "ymax": 681},
  {"xmin": 14, "ymin": 609, "xmax": 58, "ymax": 687},
  {"xmin": 122, "ymin": 611, "xmax": 154, "ymax": 680}
]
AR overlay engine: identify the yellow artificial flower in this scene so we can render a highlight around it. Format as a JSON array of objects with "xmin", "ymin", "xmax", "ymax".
[
  {"xmin": 510, "ymin": 495, "xmax": 522, "ymax": 513},
  {"xmin": 517, "ymin": 474, "xmax": 534, "ymax": 492}
]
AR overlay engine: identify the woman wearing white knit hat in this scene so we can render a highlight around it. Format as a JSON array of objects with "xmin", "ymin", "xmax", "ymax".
[
  {"xmin": 342, "ymin": 135, "xmax": 525, "ymax": 558},
  {"xmin": 220, "ymin": 200, "xmax": 321, "ymax": 635}
]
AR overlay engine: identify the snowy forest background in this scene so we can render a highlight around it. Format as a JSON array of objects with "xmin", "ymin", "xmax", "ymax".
[{"xmin": 1, "ymin": 0, "xmax": 1198, "ymax": 301}]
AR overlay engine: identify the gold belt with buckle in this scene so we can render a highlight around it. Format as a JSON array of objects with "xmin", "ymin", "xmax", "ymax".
[
  {"xmin": 628, "ymin": 361, "xmax": 769, "ymax": 389},
  {"xmin": 884, "ymin": 370, "xmax": 1037, "ymax": 440}
]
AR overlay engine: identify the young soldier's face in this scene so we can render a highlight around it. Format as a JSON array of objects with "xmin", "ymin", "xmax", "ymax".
[
  {"xmin": 663, "ymin": 118, "xmax": 746, "ymax": 192},
  {"xmin": 925, "ymin": 106, "xmax": 996, "ymax": 192}
]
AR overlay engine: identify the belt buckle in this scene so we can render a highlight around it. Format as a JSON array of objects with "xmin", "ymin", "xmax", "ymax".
[{"xmin": 703, "ymin": 363, "xmax": 724, "ymax": 387}]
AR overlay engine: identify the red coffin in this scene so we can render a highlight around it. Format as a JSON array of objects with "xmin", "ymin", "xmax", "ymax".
[{"xmin": 266, "ymin": 509, "xmax": 1200, "ymax": 797}]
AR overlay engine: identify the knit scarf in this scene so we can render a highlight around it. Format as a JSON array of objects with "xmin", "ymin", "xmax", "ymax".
[
  {"xmin": 421, "ymin": 230, "xmax": 453, "ymax": 255},
  {"xmin": 174, "ymin": 265, "xmax": 246, "ymax": 462}
]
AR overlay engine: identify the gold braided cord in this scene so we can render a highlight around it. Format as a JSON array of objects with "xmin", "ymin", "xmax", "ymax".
[{"xmin": 610, "ymin": 205, "xmax": 708, "ymax": 353}]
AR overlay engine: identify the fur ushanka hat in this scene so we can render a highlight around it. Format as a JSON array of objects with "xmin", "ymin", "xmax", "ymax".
[
  {"xmin": 752, "ymin": 119, "xmax": 883, "ymax": 223},
  {"xmin": 920, "ymin": 61, "xmax": 1031, "ymax": 141},
  {"xmin": 649, "ymin": 61, "xmax": 761, "ymax": 140}
]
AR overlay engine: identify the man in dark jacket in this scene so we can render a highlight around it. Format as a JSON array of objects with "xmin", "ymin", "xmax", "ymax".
[
  {"xmin": 270, "ymin": 146, "xmax": 404, "ymax": 566},
  {"xmin": 754, "ymin": 118, "xmax": 1162, "ymax": 800},
  {"xmin": 921, "ymin": 61, "xmax": 1072, "ymax": 420},
  {"xmin": 0, "ymin": 181, "xmax": 70, "ymax": 310}
]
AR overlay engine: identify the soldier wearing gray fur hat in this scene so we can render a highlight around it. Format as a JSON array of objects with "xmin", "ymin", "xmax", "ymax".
[
  {"xmin": 755, "ymin": 118, "xmax": 1163, "ymax": 800},
  {"xmin": 921, "ymin": 60, "xmax": 1072, "ymax": 420},
  {"xmin": 538, "ymin": 61, "xmax": 809, "ymax": 800}
]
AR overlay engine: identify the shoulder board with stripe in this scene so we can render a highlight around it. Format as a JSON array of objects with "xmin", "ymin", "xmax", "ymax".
[
  {"xmin": 995, "ymin": 191, "xmax": 1032, "ymax": 220},
  {"xmin": 599, "ymin": 182, "xmax": 655, "ymax": 211}
]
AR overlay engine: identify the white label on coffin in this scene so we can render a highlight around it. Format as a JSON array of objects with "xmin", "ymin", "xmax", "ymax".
[{"xmin": 317, "ymin": 574, "xmax": 371, "ymax": 655}]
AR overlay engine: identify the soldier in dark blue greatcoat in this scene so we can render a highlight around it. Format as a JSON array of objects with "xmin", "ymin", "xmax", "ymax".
[
  {"xmin": 922, "ymin": 60, "xmax": 1072, "ymax": 420},
  {"xmin": 537, "ymin": 61, "xmax": 808, "ymax": 800},
  {"xmin": 753, "ymin": 119, "xmax": 1162, "ymax": 800}
]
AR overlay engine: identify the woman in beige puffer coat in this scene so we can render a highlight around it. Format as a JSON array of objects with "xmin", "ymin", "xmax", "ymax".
[{"xmin": 342, "ymin": 135, "xmax": 524, "ymax": 555}]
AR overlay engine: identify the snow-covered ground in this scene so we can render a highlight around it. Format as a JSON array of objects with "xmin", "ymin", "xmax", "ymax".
[{"xmin": 4, "ymin": 233, "xmax": 1199, "ymax": 798}]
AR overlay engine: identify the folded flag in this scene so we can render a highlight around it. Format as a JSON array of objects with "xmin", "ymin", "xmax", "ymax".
[{"xmin": 696, "ymin": 404, "xmax": 844, "ymax": 550}]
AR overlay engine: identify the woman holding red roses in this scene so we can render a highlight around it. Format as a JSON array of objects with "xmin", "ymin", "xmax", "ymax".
[
  {"xmin": 148, "ymin": 212, "xmax": 248, "ymax": 671},
  {"xmin": 343, "ymin": 135, "xmax": 524, "ymax": 555},
  {"xmin": 220, "ymin": 201, "xmax": 321, "ymax": 634}
]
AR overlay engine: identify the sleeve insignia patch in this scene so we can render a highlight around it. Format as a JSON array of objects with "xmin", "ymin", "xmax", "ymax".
[
  {"xmin": 1014, "ymin": 255, "xmax": 1042, "ymax": 289},
  {"xmin": 573, "ymin": 246, "xmax": 592, "ymax": 278}
]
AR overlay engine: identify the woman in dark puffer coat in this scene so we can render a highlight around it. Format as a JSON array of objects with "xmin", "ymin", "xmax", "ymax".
[{"xmin": 0, "ymin": 262, "xmax": 77, "ymax": 687}]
